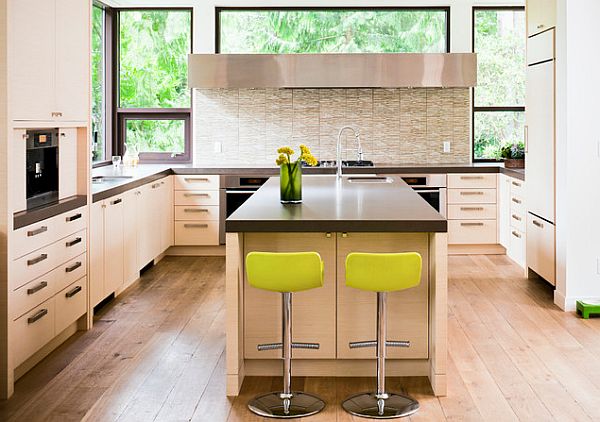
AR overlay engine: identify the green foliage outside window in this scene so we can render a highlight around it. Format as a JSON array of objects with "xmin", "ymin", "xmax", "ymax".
[
  {"xmin": 219, "ymin": 9, "xmax": 448, "ymax": 53},
  {"xmin": 125, "ymin": 120, "xmax": 185, "ymax": 154},
  {"xmin": 92, "ymin": 5, "xmax": 104, "ymax": 162},
  {"xmin": 474, "ymin": 9, "xmax": 526, "ymax": 160}
]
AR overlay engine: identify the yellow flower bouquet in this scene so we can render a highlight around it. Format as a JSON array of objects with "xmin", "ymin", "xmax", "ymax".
[{"xmin": 276, "ymin": 145, "xmax": 318, "ymax": 203}]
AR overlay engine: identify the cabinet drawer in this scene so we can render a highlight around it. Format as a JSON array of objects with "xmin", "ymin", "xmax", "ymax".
[
  {"xmin": 174, "ymin": 221, "xmax": 219, "ymax": 246},
  {"xmin": 55, "ymin": 277, "xmax": 87, "ymax": 335},
  {"xmin": 510, "ymin": 211, "xmax": 526, "ymax": 232},
  {"xmin": 510, "ymin": 194, "xmax": 525, "ymax": 215},
  {"xmin": 527, "ymin": 215, "xmax": 555, "ymax": 285},
  {"xmin": 174, "ymin": 175, "xmax": 219, "ymax": 191},
  {"xmin": 509, "ymin": 178, "xmax": 525, "ymax": 196},
  {"xmin": 55, "ymin": 253, "xmax": 87, "ymax": 294},
  {"xmin": 448, "ymin": 204, "xmax": 496, "ymax": 220},
  {"xmin": 508, "ymin": 229, "xmax": 526, "ymax": 268},
  {"xmin": 174, "ymin": 190, "xmax": 220, "ymax": 206},
  {"xmin": 448, "ymin": 220, "xmax": 497, "ymax": 245},
  {"xmin": 11, "ymin": 271, "xmax": 57, "ymax": 321},
  {"xmin": 12, "ymin": 206, "xmax": 87, "ymax": 260},
  {"xmin": 12, "ymin": 299, "xmax": 55, "ymax": 367},
  {"xmin": 448, "ymin": 174, "xmax": 497, "ymax": 189},
  {"xmin": 448, "ymin": 189, "xmax": 497, "ymax": 204},
  {"xmin": 174, "ymin": 205, "xmax": 219, "ymax": 221}
]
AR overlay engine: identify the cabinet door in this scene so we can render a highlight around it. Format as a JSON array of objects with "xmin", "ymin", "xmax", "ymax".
[
  {"xmin": 526, "ymin": 214, "xmax": 555, "ymax": 285},
  {"xmin": 527, "ymin": 0, "xmax": 556, "ymax": 37},
  {"xmin": 526, "ymin": 61, "xmax": 555, "ymax": 222},
  {"xmin": 104, "ymin": 196, "xmax": 124, "ymax": 295},
  {"xmin": 136, "ymin": 183, "xmax": 161, "ymax": 269},
  {"xmin": 9, "ymin": 0, "xmax": 56, "ymax": 121},
  {"xmin": 58, "ymin": 128, "xmax": 78, "ymax": 200},
  {"xmin": 55, "ymin": 0, "xmax": 89, "ymax": 122},
  {"xmin": 159, "ymin": 177, "xmax": 174, "ymax": 253},
  {"xmin": 337, "ymin": 233, "xmax": 429, "ymax": 359},
  {"xmin": 123, "ymin": 190, "xmax": 139, "ymax": 287},
  {"xmin": 243, "ymin": 233, "xmax": 336, "ymax": 359},
  {"xmin": 498, "ymin": 175, "xmax": 511, "ymax": 249},
  {"xmin": 89, "ymin": 201, "xmax": 105, "ymax": 307}
]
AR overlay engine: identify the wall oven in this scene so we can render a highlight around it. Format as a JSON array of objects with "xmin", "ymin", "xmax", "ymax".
[
  {"xmin": 220, "ymin": 175, "xmax": 269, "ymax": 244},
  {"xmin": 26, "ymin": 128, "xmax": 60, "ymax": 209},
  {"xmin": 399, "ymin": 174, "xmax": 447, "ymax": 218}
]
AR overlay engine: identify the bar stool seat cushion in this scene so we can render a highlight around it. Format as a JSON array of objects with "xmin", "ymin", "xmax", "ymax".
[
  {"xmin": 246, "ymin": 251, "xmax": 324, "ymax": 293},
  {"xmin": 345, "ymin": 252, "xmax": 422, "ymax": 292}
]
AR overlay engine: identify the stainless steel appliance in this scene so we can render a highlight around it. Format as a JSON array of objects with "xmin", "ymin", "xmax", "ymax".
[
  {"xmin": 26, "ymin": 128, "xmax": 59, "ymax": 209},
  {"xmin": 220, "ymin": 175, "xmax": 269, "ymax": 244},
  {"xmin": 399, "ymin": 174, "xmax": 447, "ymax": 218}
]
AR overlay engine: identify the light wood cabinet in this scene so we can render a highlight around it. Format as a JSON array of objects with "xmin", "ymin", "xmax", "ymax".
[
  {"xmin": 527, "ymin": 0, "xmax": 556, "ymax": 37},
  {"xmin": 58, "ymin": 129, "xmax": 78, "ymax": 200},
  {"xmin": 174, "ymin": 175, "xmax": 220, "ymax": 246},
  {"xmin": 9, "ymin": 0, "xmax": 89, "ymax": 123},
  {"xmin": 104, "ymin": 196, "xmax": 125, "ymax": 296},
  {"xmin": 498, "ymin": 175, "xmax": 511, "ymax": 248},
  {"xmin": 527, "ymin": 214, "xmax": 555, "ymax": 285},
  {"xmin": 123, "ymin": 190, "xmax": 139, "ymax": 287},
  {"xmin": 89, "ymin": 201, "xmax": 105, "ymax": 307},
  {"xmin": 137, "ymin": 182, "xmax": 162, "ymax": 269},
  {"xmin": 159, "ymin": 177, "xmax": 174, "ymax": 252}
]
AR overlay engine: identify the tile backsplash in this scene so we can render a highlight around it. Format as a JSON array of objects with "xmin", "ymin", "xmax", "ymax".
[{"xmin": 193, "ymin": 88, "xmax": 470, "ymax": 165}]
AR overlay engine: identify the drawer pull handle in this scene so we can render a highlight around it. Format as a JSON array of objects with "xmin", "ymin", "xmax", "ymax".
[
  {"xmin": 27, "ymin": 254, "xmax": 48, "ymax": 266},
  {"xmin": 184, "ymin": 193, "xmax": 210, "ymax": 197},
  {"xmin": 532, "ymin": 220, "xmax": 544, "ymax": 228},
  {"xmin": 27, "ymin": 308, "xmax": 48, "ymax": 324},
  {"xmin": 460, "ymin": 222, "xmax": 484, "ymax": 227},
  {"xmin": 460, "ymin": 207, "xmax": 484, "ymax": 211},
  {"xmin": 184, "ymin": 208, "xmax": 209, "ymax": 213},
  {"xmin": 66, "ymin": 237, "xmax": 82, "ymax": 247},
  {"xmin": 512, "ymin": 231, "xmax": 522, "ymax": 239},
  {"xmin": 460, "ymin": 191, "xmax": 484, "ymax": 196},
  {"xmin": 65, "ymin": 285, "xmax": 82, "ymax": 298},
  {"xmin": 27, "ymin": 281, "xmax": 48, "ymax": 295},
  {"xmin": 460, "ymin": 176, "xmax": 484, "ymax": 180},
  {"xmin": 66, "ymin": 213, "xmax": 82, "ymax": 222},
  {"xmin": 511, "ymin": 181, "xmax": 522, "ymax": 187},
  {"xmin": 511, "ymin": 214, "xmax": 522, "ymax": 222},
  {"xmin": 184, "ymin": 224, "xmax": 209, "ymax": 229},
  {"xmin": 511, "ymin": 198, "xmax": 522, "ymax": 204},
  {"xmin": 27, "ymin": 226, "xmax": 48, "ymax": 237},
  {"xmin": 111, "ymin": 198, "xmax": 122, "ymax": 205},
  {"xmin": 152, "ymin": 183, "xmax": 161, "ymax": 189},
  {"xmin": 66, "ymin": 262, "xmax": 82, "ymax": 273},
  {"xmin": 184, "ymin": 178, "xmax": 210, "ymax": 182}
]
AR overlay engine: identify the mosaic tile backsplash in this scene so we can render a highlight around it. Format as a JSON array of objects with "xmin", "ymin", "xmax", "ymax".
[{"xmin": 193, "ymin": 88, "xmax": 471, "ymax": 165}]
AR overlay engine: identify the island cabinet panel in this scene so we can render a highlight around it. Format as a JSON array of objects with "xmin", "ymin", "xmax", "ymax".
[
  {"xmin": 243, "ymin": 233, "xmax": 336, "ymax": 360},
  {"xmin": 336, "ymin": 233, "xmax": 429, "ymax": 359}
]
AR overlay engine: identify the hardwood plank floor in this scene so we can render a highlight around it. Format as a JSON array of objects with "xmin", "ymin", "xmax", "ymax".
[{"xmin": 1, "ymin": 255, "xmax": 599, "ymax": 421}]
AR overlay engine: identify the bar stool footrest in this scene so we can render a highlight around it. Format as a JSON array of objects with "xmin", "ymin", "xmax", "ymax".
[
  {"xmin": 349, "ymin": 340, "xmax": 410, "ymax": 349},
  {"xmin": 257, "ymin": 342, "xmax": 320, "ymax": 351}
]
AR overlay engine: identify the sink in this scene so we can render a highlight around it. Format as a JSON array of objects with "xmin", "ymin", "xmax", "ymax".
[
  {"xmin": 347, "ymin": 176, "xmax": 393, "ymax": 184},
  {"xmin": 92, "ymin": 175, "xmax": 134, "ymax": 184},
  {"xmin": 312, "ymin": 160, "xmax": 374, "ymax": 168}
]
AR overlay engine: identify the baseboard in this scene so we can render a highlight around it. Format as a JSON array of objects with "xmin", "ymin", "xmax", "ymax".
[
  {"xmin": 555, "ymin": 292, "xmax": 600, "ymax": 312},
  {"xmin": 448, "ymin": 244, "xmax": 506, "ymax": 255},
  {"xmin": 166, "ymin": 245, "xmax": 225, "ymax": 256}
]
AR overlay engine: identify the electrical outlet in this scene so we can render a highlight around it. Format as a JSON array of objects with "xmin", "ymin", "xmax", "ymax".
[
  {"xmin": 213, "ymin": 142, "xmax": 222, "ymax": 153},
  {"xmin": 443, "ymin": 141, "xmax": 451, "ymax": 153}
]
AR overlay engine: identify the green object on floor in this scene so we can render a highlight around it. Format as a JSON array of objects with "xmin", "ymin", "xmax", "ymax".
[{"xmin": 576, "ymin": 300, "xmax": 600, "ymax": 319}]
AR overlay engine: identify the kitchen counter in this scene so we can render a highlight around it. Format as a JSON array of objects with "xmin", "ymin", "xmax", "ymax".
[{"xmin": 226, "ymin": 175, "xmax": 447, "ymax": 233}]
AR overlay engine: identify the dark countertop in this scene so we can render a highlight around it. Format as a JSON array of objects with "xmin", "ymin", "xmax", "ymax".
[
  {"xmin": 13, "ymin": 195, "xmax": 87, "ymax": 230},
  {"xmin": 91, "ymin": 162, "xmax": 524, "ymax": 202},
  {"xmin": 225, "ymin": 175, "xmax": 447, "ymax": 233}
]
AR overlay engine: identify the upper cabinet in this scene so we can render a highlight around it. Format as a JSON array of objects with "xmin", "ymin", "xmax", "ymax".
[
  {"xmin": 527, "ymin": 0, "xmax": 556, "ymax": 37},
  {"xmin": 9, "ymin": 0, "xmax": 89, "ymax": 123}
]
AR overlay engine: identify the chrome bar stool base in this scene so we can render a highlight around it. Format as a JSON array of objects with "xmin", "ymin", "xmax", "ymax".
[
  {"xmin": 248, "ymin": 391, "xmax": 326, "ymax": 419},
  {"xmin": 342, "ymin": 392, "xmax": 419, "ymax": 419}
]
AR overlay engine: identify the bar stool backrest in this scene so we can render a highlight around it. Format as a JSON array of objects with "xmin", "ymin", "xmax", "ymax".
[
  {"xmin": 246, "ymin": 251, "xmax": 324, "ymax": 293},
  {"xmin": 345, "ymin": 252, "xmax": 422, "ymax": 292}
]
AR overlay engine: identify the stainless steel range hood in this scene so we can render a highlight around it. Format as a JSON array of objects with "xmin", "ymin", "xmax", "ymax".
[{"xmin": 188, "ymin": 53, "xmax": 477, "ymax": 89}]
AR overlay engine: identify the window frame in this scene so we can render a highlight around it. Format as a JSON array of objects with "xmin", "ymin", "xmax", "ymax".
[
  {"xmin": 471, "ymin": 6, "xmax": 526, "ymax": 163},
  {"xmin": 109, "ymin": 6, "xmax": 193, "ymax": 164},
  {"xmin": 215, "ymin": 6, "xmax": 451, "ymax": 54}
]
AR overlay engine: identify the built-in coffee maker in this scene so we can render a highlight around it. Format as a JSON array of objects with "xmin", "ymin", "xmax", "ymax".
[{"xmin": 26, "ymin": 128, "xmax": 59, "ymax": 209}]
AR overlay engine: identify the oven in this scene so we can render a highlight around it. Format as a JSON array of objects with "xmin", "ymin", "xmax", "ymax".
[
  {"xmin": 399, "ymin": 174, "xmax": 447, "ymax": 218},
  {"xmin": 220, "ymin": 175, "xmax": 269, "ymax": 244}
]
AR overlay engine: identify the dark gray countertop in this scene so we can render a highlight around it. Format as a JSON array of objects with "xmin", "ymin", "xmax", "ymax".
[
  {"xmin": 225, "ymin": 175, "xmax": 447, "ymax": 233},
  {"xmin": 91, "ymin": 162, "xmax": 524, "ymax": 203}
]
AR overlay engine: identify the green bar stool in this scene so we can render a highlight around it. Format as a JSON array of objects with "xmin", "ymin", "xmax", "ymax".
[
  {"xmin": 245, "ymin": 251, "xmax": 327, "ymax": 419},
  {"xmin": 342, "ymin": 252, "xmax": 422, "ymax": 419}
]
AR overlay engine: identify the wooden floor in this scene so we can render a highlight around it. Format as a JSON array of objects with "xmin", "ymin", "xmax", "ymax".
[{"xmin": 1, "ymin": 255, "xmax": 600, "ymax": 421}]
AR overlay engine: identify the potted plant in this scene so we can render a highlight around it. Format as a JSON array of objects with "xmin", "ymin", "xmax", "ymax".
[
  {"xmin": 498, "ymin": 141, "xmax": 525, "ymax": 169},
  {"xmin": 276, "ymin": 145, "xmax": 318, "ymax": 204}
]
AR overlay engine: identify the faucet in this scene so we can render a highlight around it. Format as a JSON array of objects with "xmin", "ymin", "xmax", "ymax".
[{"xmin": 336, "ymin": 126, "xmax": 362, "ymax": 179}]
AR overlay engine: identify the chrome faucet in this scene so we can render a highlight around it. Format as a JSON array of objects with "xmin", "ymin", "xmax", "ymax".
[{"xmin": 336, "ymin": 126, "xmax": 363, "ymax": 179}]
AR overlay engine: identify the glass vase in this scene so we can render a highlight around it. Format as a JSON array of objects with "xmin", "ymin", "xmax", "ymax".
[{"xmin": 280, "ymin": 161, "xmax": 302, "ymax": 204}]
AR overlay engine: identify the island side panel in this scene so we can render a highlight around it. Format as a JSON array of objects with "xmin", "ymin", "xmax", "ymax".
[
  {"xmin": 429, "ymin": 232, "xmax": 448, "ymax": 396},
  {"xmin": 336, "ymin": 233, "xmax": 430, "ymax": 360},
  {"xmin": 226, "ymin": 232, "xmax": 244, "ymax": 396}
]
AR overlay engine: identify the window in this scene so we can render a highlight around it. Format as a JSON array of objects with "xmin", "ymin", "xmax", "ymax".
[
  {"xmin": 473, "ymin": 7, "xmax": 525, "ymax": 161},
  {"xmin": 217, "ymin": 8, "xmax": 449, "ymax": 53},
  {"xmin": 92, "ymin": 4, "xmax": 107, "ymax": 163},
  {"xmin": 117, "ymin": 8, "xmax": 192, "ymax": 162}
]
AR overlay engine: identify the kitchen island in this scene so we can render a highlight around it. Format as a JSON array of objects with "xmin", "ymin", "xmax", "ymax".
[{"xmin": 225, "ymin": 175, "xmax": 448, "ymax": 397}]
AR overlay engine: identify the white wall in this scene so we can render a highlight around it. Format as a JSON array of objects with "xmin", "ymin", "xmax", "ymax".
[{"xmin": 554, "ymin": 0, "xmax": 600, "ymax": 310}]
